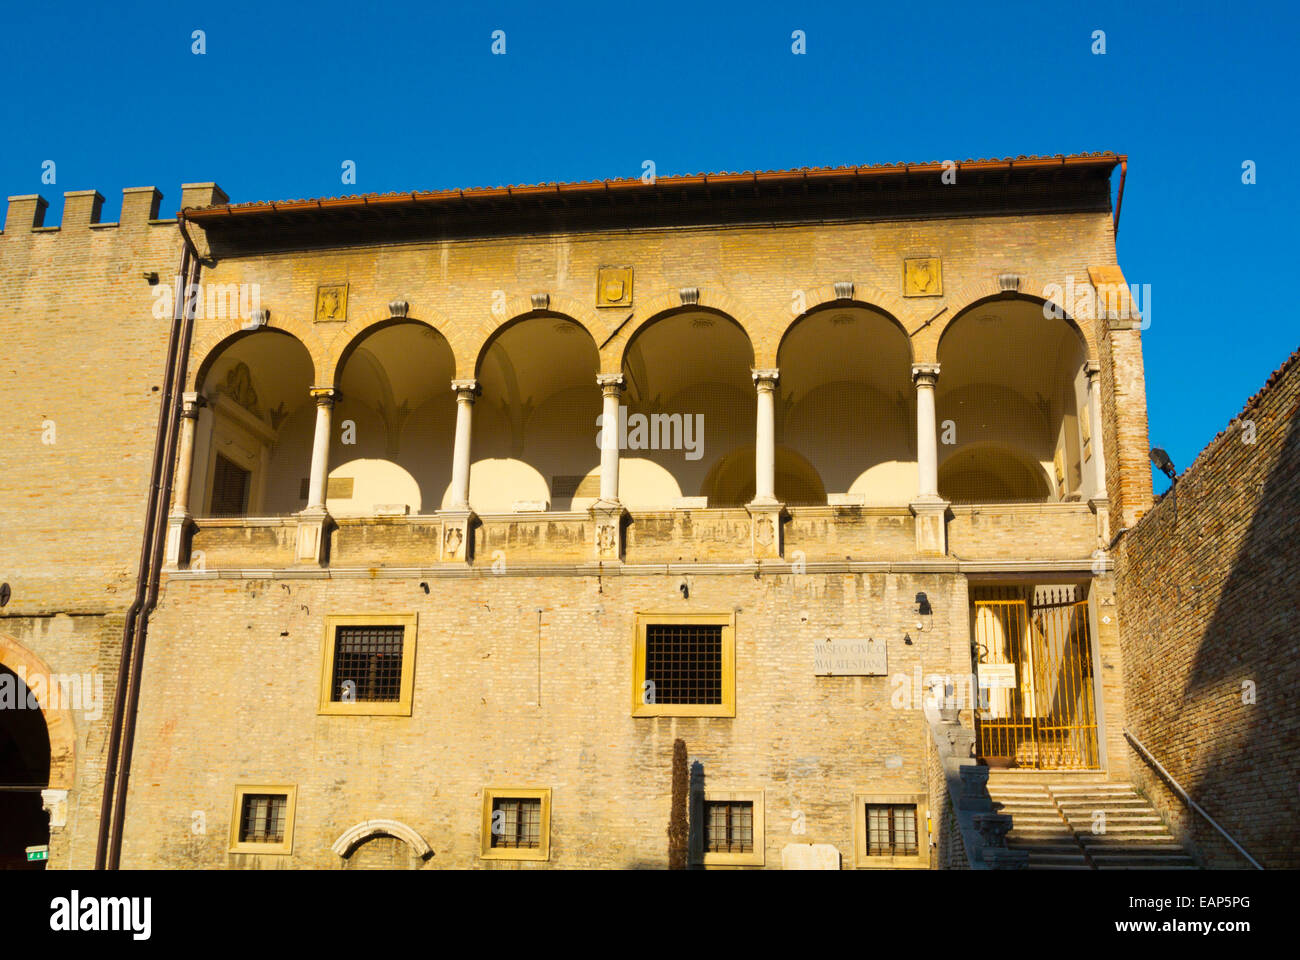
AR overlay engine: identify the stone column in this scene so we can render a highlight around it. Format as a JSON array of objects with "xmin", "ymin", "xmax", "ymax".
[
  {"xmin": 910, "ymin": 363, "xmax": 949, "ymax": 555},
  {"xmin": 752, "ymin": 369, "xmax": 779, "ymax": 505},
  {"xmin": 592, "ymin": 373, "xmax": 628, "ymax": 562},
  {"xmin": 297, "ymin": 387, "xmax": 337, "ymax": 564},
  {"xmin": 596, "ymin": 373, "xmax": 624, "ymax": 503},
  {"xmin": 165, "ymin": 392, "xmax": 205, "ymax": 568},
  {"xmin": 172, "ymin": 392, "xmax": 205, "ymax": 516},
  {"xmin": 441, "ymin": 379, "xmax": 479, "ymax": 563},
  {"xmin": 1085, "ymin": 362, "xmax": 1111, "ymax": 545},
  {"xmin": 913, "ymin": 363, "xmax": 940, "ymax": 499},
  {"xmin": 449, "ymin": 379, "xmax": 477, "ymax": 509},
  {"xmin": 1085, "ymin": 363, "xmax": 1108, "ymax": 498},
  {"xmin": 746, "ymin": 369, "xmax": 786, "ymax": 560}
]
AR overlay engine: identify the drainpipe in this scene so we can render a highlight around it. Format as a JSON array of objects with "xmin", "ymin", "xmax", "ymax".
[
  {"xmin": 1113, "ymin": 157, "xmax": 1127, "ymax": 237},
  {"xmin": 95, "ymin": 218, "xmax": 202, "ymax": 869}
]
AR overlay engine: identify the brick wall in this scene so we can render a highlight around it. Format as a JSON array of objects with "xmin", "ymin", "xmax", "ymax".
[
  {"xmin": 120, "ymin": 570, "xmax": 973, "ymax": 869},
  {"xmin": 1115, "ymin": 348, "xmax": 1300, "ymax": 868}
]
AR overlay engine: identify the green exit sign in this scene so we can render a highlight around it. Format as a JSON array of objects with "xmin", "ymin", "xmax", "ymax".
[{"xmin": 25, "ymin": 846, "xmax": 48, "ymax": 862}]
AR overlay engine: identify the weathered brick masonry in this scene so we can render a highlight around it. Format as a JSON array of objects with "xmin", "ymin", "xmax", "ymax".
[
  {"xmin": 0, "ymin": 184, "xmax": 224, "ymax": 867},
  {"xmin": 9, "ymin": 155, "xmax": 1250, "ymax": 870},
  {"xmin": 1115, "ymin": 349, "xmax": 1300, "ymax": 868}
]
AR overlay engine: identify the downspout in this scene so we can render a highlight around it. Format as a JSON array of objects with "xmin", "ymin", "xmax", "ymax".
[
  {"xmin": 95, "ymin": 217, "xmax": 203, "ymax": 869},
  {"xmin": 1113, "ymin": 157, "xmax": 1127, "ymax": 237}
]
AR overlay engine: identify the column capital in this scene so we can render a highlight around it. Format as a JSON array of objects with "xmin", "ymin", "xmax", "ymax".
[
  {"xmin": 1084, "ymin": 361, "xmax": 1102, "ymax": 381},
  {"xmin": 309, "ymin": 386, "xmax": 339, "ymax": 404},
  {"xmin": 596, "ymin": 372, "xmax": 625, "ymax": 393},
  {"xmin": 180, "ymin": 391, "xmax": 207, "ymax": 418},
  {"xmin": 911, "ymin": 362, "xmax": 940, "ymax": 386},
  {"xmin": 451, "ymin": 378, "xmax": 480, "ymax": 398},
  {"xmin": 751, "ymin": 368, "xmax": 780, "ymax": 387}
]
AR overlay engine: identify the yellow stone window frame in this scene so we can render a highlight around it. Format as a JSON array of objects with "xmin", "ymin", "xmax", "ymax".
[
  {"xmin": 632, "ymin": 612, "xmax": 736, "ymax": 718},
  {"xmin": 229, "ymin": 784, "xmax": 297, "ymax": 855},
  {"xmin": 317, "ymin": 613, "xmax": 418, "ymax": 716},
  {"xmin": 852, "ymin": 792, "xmax": 930, "ymax": 869},
  {"xmin": 692, "ymin": 788, "xmax": 765, "ymax": 867},
  {"xmin": 480, "ymin": 787, "xmax": 552, "ymax": 862}
]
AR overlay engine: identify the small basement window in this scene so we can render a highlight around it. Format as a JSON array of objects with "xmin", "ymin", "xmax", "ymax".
[
  {"xmin": 481, "ymin": 788, "xmax": 551, "ymax": 862},
  {"xmin": 229, "ymin": 785, "xmax": 296, "ymax": 855}
]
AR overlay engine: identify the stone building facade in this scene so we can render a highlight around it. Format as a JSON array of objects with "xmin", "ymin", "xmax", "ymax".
[{"xmin": 5, "ymin": 152, "xmax": 1260, "ymax": 870}]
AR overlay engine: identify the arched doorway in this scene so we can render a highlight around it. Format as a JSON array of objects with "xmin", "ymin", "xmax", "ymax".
[{"xmin": 0, "ymin": 664, "xmax": 51, "ymax": 869}]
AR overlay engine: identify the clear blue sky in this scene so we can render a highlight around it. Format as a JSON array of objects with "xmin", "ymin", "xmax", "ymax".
[{"xmin": 3, "ymin": 0, "xmax": 1295, "ymax": 492}]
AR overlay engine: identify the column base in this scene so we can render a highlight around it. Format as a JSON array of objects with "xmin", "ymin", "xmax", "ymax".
[
  {"xmin": 164, "ymin": 510, "xmax": 193, "ymax": 569},
  {"xmin": 295, "ymin": 508, "xmax": 332, "ymax": 565},
  {"xmin": 746, "ymin": 501, "xmax": 788, "ymax": 560},
  {"xmin": 909, "ymin": 497, "xmax": 950, "ymax": 556},
  {"xmin": 590, "ymin": 501, "xmax": 628, "ymax": 562},
  {"xmin": 438, "ymin": 509, "xmax": 476, "ymax": 563}
]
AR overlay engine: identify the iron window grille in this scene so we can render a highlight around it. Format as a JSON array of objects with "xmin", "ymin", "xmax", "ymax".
[
  {"xmin": 330, "ymin": 625, "xmax": 405, "ymax": 702},
  {"xmin": 644, "ymin": 623, "xmax": 723, "ymax": 705},
  {"xmin": 865, "ymin": 803, "xmax": 918, "ymax": 856},
  {"xmin": 704, "ymin": 800, "xmax": 754, "ymax": 854},
  {"xmin": 490, "ymin": 797, "xmax": 542, "ymax": 849},
  {"xmin": 239, "ymin": 793, "xmax": 288, "ymax": 844}
]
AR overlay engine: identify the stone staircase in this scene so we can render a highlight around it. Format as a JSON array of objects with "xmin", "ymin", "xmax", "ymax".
[{"xmin": 986, "ymin": 771, "xmax": 1198, "ymax": 870}]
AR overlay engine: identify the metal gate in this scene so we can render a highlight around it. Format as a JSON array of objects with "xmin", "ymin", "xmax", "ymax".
[{"xmin": 971, "ymin": 586, "xmax": 1099, "ymax": 769}]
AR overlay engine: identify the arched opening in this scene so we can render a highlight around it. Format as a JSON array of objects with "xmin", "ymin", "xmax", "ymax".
[
  {"xmin": 330, "ymin": 322, "xmax": 456, "ymax": 516},
  {"xmin": 936, "ymin": 299, "xmax": 1090, "ymax": 504},
  {"xmin": 341, "ymin": 833, "xmax": 426, "ymax": 869},
  {"xmin": 191, "ymin": 330, "xmax": 315, "ymax": 516},
  {"xmin": 332, "ymin": 818, "xmax": 432, "ymax": 869},
  {"xmin": 701, "ymin": 444, "xmax": 826, "ymax": 506},
  {"xmin": 938, "ymin": 443, "xmax": 1051, "ymax": 503},
  {"xmin": 778, "ymin": 304, "xmax": 914, "ymax": 504},
  {"xmin": 471, "ymin": 314, "xmax": 601, "ymax": 512},
  {"xmin": 620, "ymin": 310, "xmax": 755, "ymax": 508},
  {"xmin": 0, "ymin": 664, "xmax": 51, "ymax": 869}
]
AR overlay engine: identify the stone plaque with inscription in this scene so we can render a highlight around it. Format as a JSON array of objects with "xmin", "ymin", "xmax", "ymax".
[{"xmin": 814, "ymin": 638, "xmax": 887, "ymax": 676}]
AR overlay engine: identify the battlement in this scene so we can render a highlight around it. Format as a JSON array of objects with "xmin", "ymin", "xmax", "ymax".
[{"xmin": 2, "ymin": 182, "xmax": 227, "ymax": 235}]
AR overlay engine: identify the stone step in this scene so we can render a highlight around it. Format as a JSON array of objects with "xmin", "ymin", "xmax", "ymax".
[
  {"xmin": 1060, "ymin": 796, "xmax": 1154, "ymax": 806},
  {"xmin": 1079, "ymin": 834, "xmax": 1180, "ymax": 845},
  {"xmin": 1097, "ymin": 858, "xmax": 1196, "ymax": 868},
  {"xmin": 1090, "ymin": 854, "xmax": 1197, "ymax": 866}
]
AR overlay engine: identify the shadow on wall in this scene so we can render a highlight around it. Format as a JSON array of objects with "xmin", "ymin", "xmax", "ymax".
[{"xmin": 1131, "ymin": 378, "xmax": 1299, "ymax": 867}]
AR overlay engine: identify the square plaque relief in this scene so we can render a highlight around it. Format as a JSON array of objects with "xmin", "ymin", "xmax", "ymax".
[
  {"xmin": 315, "ymin": 283, "xmax": 348, "ymax": 322},
  {"xmin": 903, "ymin": 258, "xmax": 942, "ymax": 297},
  {"xmin": 596, "ymin": 266, "xmax": 633, "ymax": 308}
]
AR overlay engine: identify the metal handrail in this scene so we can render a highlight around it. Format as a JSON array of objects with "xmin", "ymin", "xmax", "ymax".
[{"xmin": 1125, "ymin": 729, "xmax": 1263, "ymax": 870}]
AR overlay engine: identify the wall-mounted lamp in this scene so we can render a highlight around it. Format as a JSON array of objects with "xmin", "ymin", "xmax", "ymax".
[
  {"xmin": 1150, "ymin": 447, "xmax": 1177, "ymax": 481},
  {"xmin": 679, "ymin": 580, "xmax": 689, "ymax": 599},
  {"xmin": 419, "ymin": 582, "xmax": 429, "ymax": 594}
]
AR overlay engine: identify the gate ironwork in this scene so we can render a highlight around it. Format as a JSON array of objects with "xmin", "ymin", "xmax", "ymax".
[{"xmin": 971, "ymin": 585, "xmax": 1099, "ymax": 769}]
